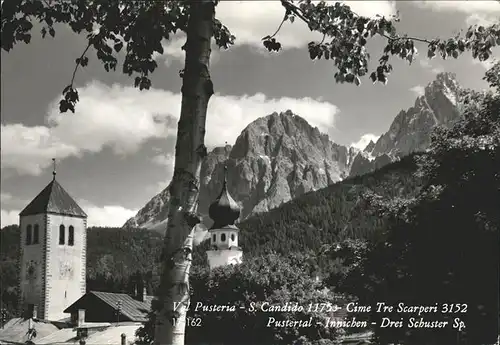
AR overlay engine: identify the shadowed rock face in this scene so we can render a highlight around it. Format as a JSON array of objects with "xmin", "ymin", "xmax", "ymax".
[
  {"xmin": 124, "ymin": 73, "xmax": 466, "ymax": 230},
  {"xmin": 224, "ymin": 110, "xmax": 350, "ymax": 219},
  {"xmin": 349, "ymin": 72, "xmax": 464, "ymax": 177},
  {"xmin": 124, "ymin": 110, "xmax": 351, "ymax": 230}
]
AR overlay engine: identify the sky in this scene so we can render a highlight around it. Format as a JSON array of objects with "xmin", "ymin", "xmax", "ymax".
[{"xmin": 1, "ymin": 1, "xmax": 499, "ymax": 228}]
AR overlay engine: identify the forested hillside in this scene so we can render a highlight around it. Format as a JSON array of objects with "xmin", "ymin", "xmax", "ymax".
[
  {"xmin": 237, "ymin": 153, "xmax": 422, "ymax": 258},
  {"xmin": 0, "ymin": 153, "xmax": 422, "ymax": 318}
]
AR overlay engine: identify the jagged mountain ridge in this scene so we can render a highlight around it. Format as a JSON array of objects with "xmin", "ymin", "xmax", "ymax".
[
  {"xmin": 124, "ymin": 110, "xmax": 355, "ymax": 230},
  {"xmin": 124, "ymin": 72, "xmax": 465, "ymax": 230},
  {"xmin": 350, "ymin": 72, "xmax": 463, "ymax": 176}
]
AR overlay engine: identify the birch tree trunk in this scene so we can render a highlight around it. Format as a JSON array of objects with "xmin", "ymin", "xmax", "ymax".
[{"xmin": 154, "ymin": 1, "xmax": 214, "ymax": 344}]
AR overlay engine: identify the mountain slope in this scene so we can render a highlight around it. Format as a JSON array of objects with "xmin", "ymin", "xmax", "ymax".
[
  {"xmin": 350, "ymin": 72, "xmax": 464, "ymax": 176},
  {"xmin": 125, "ymin": 72, "xmax": 465, "ymax": 230},
  {"xmin": 1, "ymin": 153, "xmax": 423, "ymax": 317},
  {"xmin": 125, "ymin": 110, "xmax": 353, "ymax": 230}
]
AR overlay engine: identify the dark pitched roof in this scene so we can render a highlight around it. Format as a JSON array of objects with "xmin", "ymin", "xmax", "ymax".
[
  {"xmin": 64, "ymin": 291, "xmax": 153, "ymax": 323},
  {"xmin": 19, "ymin": 179, "xmax": 87, "ymax": 218}
]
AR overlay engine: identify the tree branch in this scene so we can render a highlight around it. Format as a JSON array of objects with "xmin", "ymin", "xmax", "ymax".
[
  {"xmin": 280, "ymin": 0, "xmax": 309, "ymax": 26},
  {"xmin": 320, "ymin": 33, "xmax": 326, "ymax": 45},
  {"xmin": 385, "ymin": 34, "xmax": 432, "ymax": 45},
  {"xmin": 281, "ymin": 0, "xmax": 433, "ymax": 45},
  {"xmin": 267, "ymin": 13, "xmax": 287, "ymax": 40},
  {"xmin": 70, "ymin": 41, "xmax": 92, "ymax": 87}
]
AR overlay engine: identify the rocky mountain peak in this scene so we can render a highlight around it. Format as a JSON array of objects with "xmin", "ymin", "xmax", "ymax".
[
  {"xmin": 125, "ymin": 73, "xmax": 468, "ymax": 230},
  {"xmin": 223, "ymin": 110, "xmax": 349, "ymax": 218},
  {"xmin": 125, "ymin": 111, "xmax": 351, "ymax": 231},
  {"xmin": 350, "ymin": 72, "xmax": 464, "ymax": 177},
  {"xmin": 230, "ymin": 110, "xmax": 327, "ymax": 159},
  {"xmin": 363, "ymin": 140, "xmax": 376, "ymax": 153}
]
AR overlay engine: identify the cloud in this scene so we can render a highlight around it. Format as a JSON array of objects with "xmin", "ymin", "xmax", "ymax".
[
  {"xmin": 217, "ymin": 1, "xmax": 396, "ymax": 49},
  {"xmin": 351, "ymin": 133, "xmax": 380, "ymax": 151},
  {"xmin": 1, "ymin": 192, "xmax": 13, "ymax": 204},
  {"xmin": 77, "ymin": 200, "xmax": 138, "ymax": 227},
  {"xmin": 415, "ymin": 1, "xmax": 500, "ymax": 28},
  {"xmin": 418, "ymin": 58, "xmax": 444, "ymax": 75},
  {"xmin": 153, "ymin": 1, "xmax": 397, "ymax": 64},
  {"xmin": 466, "ymin": 13, "xmax": 499, "ymax": 26},
  {"xmin": 0, "ymin": 193, "xmax": 30, "ymax": 227},
  {"xmin": 151, "ymin": 153, "xmax": 175, "ymax": 167},
  {"xmin": 409, "ymin": 85, "xmax": 425, "ymax": 97},
  {"xmin": 419, "ymin": 59, "xmax": 431, "ymax": 68},
  {"xmin": 2, "ymin": 82, "xmax": 339, "ymax": 176},
  {"xmin": 207, "ymin": 93, "xmax": 339, "ymax": 145},
  {"xmin": 153, "ymin": 34, "xmax": 186, "ymax": 66},
  {"xmin": 1, "ymin": 81, "xmax": 178, "ymax": 176},
  {"xmin": 1, "ymin": 209, "xmax": 19, "ymax": 228},
  {"xmin": 155, "ymin": 33, "xmax": 221, "ymax": 67},
  {"xmin": 414, "ymin": 1, "xmax": 500, "ymax": 14},
  {"xmin": 151, "ymin": 153, "xmax": 176, "ymax": 183},
  {"xmin": 0, "ymin": 203, "xmax": 138, "ymax": 228},
  {"xmin": 472, "ymin": 58, "xmax": 497, "ymax": 70}
]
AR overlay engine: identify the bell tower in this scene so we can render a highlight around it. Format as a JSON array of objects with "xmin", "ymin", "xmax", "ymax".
[
  {"xmin": 18, "ymin": 159, "xmax": 87, "ymax": 321},
  {"xmin": 206, "ymin": 165, "xmax": 243, "ymax": 270}
]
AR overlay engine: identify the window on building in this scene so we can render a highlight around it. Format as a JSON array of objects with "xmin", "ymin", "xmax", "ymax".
[
  {"xmin": 231, "ymin": 233, "xmax": 235, "ymax": 241},
  {"xmin": 26, "ymin": 225, "xmax": 32, "ymax": 245},
  {"xmin": 221, "ymin": 233, "xmax": 226, "ymax": 242},
  {"xmin": 33, "ymin": 225, "xmax": 39, "ymax": 244},
  {"xmin": 68, "ymin": 226, "xmax": 74, "ymax": 246},
  {"xmin": 212, "ymin": 234, "xmax": 216, "ymax": 243},
  {"xmin": 59, "ymin": 225, "xmax": 65, "ymax": 245}
]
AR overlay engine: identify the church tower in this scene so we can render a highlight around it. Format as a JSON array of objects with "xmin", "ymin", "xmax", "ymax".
[
  {"xmin": 18, "ymin": 160, "xmax": 87, "ymax": 321},
  {"xmin": 206, "ymin": 165, "xmax": 243, "ymax": 270}
]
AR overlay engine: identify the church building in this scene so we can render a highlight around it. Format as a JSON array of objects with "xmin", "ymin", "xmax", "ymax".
[
  {"xmin": 17, "ymin": 165, "xmax": 87, "ymax": 322},
  {"xmin": 1, "ymin": 160, "xmax": 248, "ymax": 344},
  {"xmin": 206, "ymin": 165, "xmax": 243, "ymax": 270},
  {"xmin": 0, "ymin": 161, "xmax": 150, "ymax": 344}
]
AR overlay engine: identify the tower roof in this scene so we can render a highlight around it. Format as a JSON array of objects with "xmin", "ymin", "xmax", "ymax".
[
  {"xmin": 19, "ymin": 178, "xmax": 87, "ymax": 218},
  {"xmin": 208, "ymin": 165, "xmax": 240, "ymax": 229}
]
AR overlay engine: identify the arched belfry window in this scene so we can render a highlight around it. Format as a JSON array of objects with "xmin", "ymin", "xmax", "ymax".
[
  {"xmin": 26, "ymin": 225, "xmax": 32, "ymax": 245},
  {"xmin": 68, "ymin": 226, "xmax": 74, "ymax": 246},
  {"xmin": 59, "ymin": 225, "xmax": 65, "ymax": 245},
  {"xmin": 221, "ymin": 233, "xmax": 226, "ymax": 242},
  {"xmin": 33, "ymin": 225, "xmax": 39, "ymax": 244},
  {"xmin": 231, "ymin": 233, "xmax": 235, "ymax": 242}
]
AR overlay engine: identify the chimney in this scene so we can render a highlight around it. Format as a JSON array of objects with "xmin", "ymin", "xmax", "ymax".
[
  {"xmin": 77, "ymin": 309, "xmax": 85, "ymax": 327},
  {"xmin": 25, "ymin": 304, "xmax": 37, "ymax": 319},
  {"xmin": 138, "ymin": 287, "xmax": 147, "ymax": 302}
]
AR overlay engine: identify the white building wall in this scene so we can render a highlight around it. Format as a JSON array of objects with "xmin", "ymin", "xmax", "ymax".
[
  {"xmin": 211, "ymin": 228, "xmax": 239, "ymax": 248},
  {"xmin": 18, "ymin": 214, "xmax": 47, "ymax": 317},
  {"xmin": 44, "ymin": 214, "xmax": 86, "ymax": 321}
]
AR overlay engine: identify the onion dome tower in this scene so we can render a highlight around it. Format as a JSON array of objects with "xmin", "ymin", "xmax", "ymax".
[{"xmin": 206, "ymin": 165, "xmax": 243, "ymax": 270}]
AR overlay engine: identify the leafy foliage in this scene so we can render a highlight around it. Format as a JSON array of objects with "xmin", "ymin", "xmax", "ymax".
[
  {"xmin": 3, "ymin": 2, "xmax": 498, "ymax": 341},
  {"xmin": 2, "ymin": 0, "xmax": 498, "ymax": 111},
  {"xmin": 1, "ymin": 0, "xmax": 234, "ymax": 112},
  {"xmin": 263, "ymin": 0, "xmax": 500, "ymax": 85},
  {"xmin": 0, "ymin": 155, "xmax": 420, "ymax": 320},
  {"xmin": 138, "ymin": 254, "xmax": 348, "ymax": 345},
  {"xmin": 336, "ymin": 64, "xmax": 500, "ymax": 344}
]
